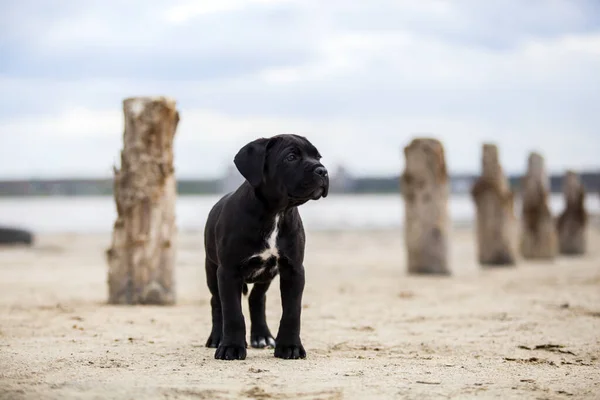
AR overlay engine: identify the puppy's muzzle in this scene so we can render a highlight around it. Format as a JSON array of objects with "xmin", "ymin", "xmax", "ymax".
[{"xmin": 311, "ymin": 165, "xmax": 329, "ymax": 199}]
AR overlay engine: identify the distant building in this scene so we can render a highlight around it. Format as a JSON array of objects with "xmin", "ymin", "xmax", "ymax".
[
  {"xmin": 329, "ymin": 164, "xmax": 355, "ymax": 193},
  {"xmin": 219, "ymin": 165, "xmax": 245, "ymax": 194}
]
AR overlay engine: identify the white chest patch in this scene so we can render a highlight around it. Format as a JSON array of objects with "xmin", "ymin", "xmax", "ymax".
[
  {"xmin": 256, "ymin": 214, "xmax": 281, "ymax": 261},
  {"xmin": 248, "ymin": 214, "xmax": 281, "ymax": 279}
]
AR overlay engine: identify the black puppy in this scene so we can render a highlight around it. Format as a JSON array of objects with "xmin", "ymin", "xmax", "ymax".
[{"xmin": 204, "ymin": 134, "xmax": 328, "ymax": 360}]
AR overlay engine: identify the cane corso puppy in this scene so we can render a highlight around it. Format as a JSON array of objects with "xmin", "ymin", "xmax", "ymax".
[{"xmin": 204, "ymin": 134, "xmax": 329, "ymax": 360}]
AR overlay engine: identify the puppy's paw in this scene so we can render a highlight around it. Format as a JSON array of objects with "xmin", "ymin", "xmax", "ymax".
[
  {"xmin": 251, "ymin": 326, "xmax": 276, "ymax": 349},
  {"xmin": 274, "ymin": 342, "xmax": 306, "ymax": 360},
  {"xmin": 205, "ymin": 331, "xmax": 221, "ymax": 348},
  {"xmin": 215, "ymin": 343, "xmax": 247, "ymax": 360},
  {"xmin": 251, "ymin": 334, "xmax": 276, "ymax": 349}
]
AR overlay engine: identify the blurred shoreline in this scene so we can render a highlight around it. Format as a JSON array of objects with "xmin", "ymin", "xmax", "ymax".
[
  {"xmin": 1, "ymin": 193, "xmax": 599, "ymax": 235},
  {"xmin": 1, "ymin": 170, "xmax": 599, "ymax": 197}
]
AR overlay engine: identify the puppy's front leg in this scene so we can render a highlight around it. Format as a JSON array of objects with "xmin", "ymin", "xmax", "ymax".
[
  {"xmin": 274, "ymin": 265, "xmax": 306, "ymax": 359},
  {"xmin": 215, "ymin": 267, "xmax": 247, "ymax": 360}
]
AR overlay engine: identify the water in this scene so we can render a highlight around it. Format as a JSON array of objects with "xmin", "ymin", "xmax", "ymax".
[{"xmin": 0, "ymin": 194, "xmax": 598, "ymax": 234}]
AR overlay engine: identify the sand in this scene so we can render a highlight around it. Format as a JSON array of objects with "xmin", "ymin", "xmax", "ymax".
[{"xmin": 1, "ymin": 226, "xmax": 599, "ymax": 399}]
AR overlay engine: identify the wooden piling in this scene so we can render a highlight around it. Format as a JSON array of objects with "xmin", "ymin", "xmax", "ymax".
[
  {"xmin": 401, "ymin": 138, "xmax": 450, "ymax": 275},
  {"xmin": 107, "ymin": 96, "xmax": 179, "ymax": 305},
  {"xmin": 471, "ymin": 144, "xmax": 517, "ymax": 266},
  {"xmin": 557, "ymin": 171, "xmax": 587, "ymax": 255},
  {"xmin": 519, "ymin": 152, "xmax": 557, "ymax": 259}
]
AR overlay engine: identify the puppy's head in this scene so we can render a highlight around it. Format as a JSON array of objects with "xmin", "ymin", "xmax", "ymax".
[{"xmin": 234, "ymin": 134, "xmax": 329, "ymax": 205}]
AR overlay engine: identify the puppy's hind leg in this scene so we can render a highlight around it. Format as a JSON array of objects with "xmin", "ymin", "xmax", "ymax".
[
  {"xmin": 205, "ymin": 259, "xmax": 222, "ymax": 348},
  {"xmin": 249, "ymin": 281, "xmax": 276, "ymax": 349}
]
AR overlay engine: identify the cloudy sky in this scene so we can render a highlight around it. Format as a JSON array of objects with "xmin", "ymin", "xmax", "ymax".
[{"xmin": 1, "ymin": 0, "xmax": 599, "ymax": 179}]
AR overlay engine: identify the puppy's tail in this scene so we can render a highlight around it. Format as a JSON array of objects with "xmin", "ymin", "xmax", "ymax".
[{"xmin": 242, "ymin": 283, "xmax": 249, "ymax": 296}]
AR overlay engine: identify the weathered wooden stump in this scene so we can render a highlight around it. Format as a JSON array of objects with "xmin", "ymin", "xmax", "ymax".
[
  {"xmin": 519, "ymin": 152, "xmax": 557, "ymax": 259},
  {"xmin": 401, "ymin": 138, "xmax": 450, "ymax": 275},
  {"xmin": 107, "ymin": 96, "xmax": 180, "ymax": 305},
  {"xmin": 557, "ymin": 171, "xmax": 587, "ymax": 255},
  {"xmin": 471, "ymin": 144, "xmax": 517, "ymax": 266}
]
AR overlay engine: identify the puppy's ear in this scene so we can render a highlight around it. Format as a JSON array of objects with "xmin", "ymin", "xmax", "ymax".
[{"xmin": 234, "ymin": 138, "xmax": 270, "ymax": 187}]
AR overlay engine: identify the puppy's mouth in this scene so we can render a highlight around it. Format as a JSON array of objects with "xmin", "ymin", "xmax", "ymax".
[
  {"xmin": 310, "ymin": 180, "xmax": 329, "ymax": 200},
  {"xmin": 290, "ymin": 184, "xmax": 328, "ymax": 203},
  {"xmin": 311, "ymin": 187, "xmax": 324, "ymax": 200},
  {"xmin": 290, "ymin": 178, "xmax": 329, "ymax": 203}
]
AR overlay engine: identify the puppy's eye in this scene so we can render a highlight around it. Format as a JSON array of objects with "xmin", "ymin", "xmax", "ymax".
[{"xmin": 286, "ymin": 153, "xmax": 297, "ymax": 162}]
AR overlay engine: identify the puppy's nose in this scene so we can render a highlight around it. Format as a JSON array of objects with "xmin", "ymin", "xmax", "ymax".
[{"xmin": 314, "ymin": 166, "xmax": 328, "ymax": 178}]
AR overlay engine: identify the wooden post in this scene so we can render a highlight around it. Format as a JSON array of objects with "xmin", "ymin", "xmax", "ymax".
[
  {"xmin": 470, "ymin": 144, "xmax": 517, "ymax": 266},
  {"xmin": 557, "ymin": 171, "xmax": 587, "ymax": 255},
  {"xmin": 106, "ymin": 96, "xmax": 179, "ymax": 305},
  {"xmin": 401, "ymin": 138, "xmax": 450, "ymax": 275},
  {"xmin": 519, "ymin": 152, "xmax": 557, "ymax": 259}
]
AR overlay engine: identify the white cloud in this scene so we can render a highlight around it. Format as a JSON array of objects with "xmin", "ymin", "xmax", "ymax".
[
  {"xmin": 0, "ymin": 0, "xmax": 599, "ymax": 179},
  {"xmin": 0, "ymin": 108, "xmax": 122, "ymax": 138},
  {"xmin": 165, "ymin": 0, "xmax": 293, "ymax": 23},
  {"xmin": 1, "ymin": 101, "xmax": 597, "ymax": 179}
]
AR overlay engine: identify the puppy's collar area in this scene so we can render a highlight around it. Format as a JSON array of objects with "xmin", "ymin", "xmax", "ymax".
[
  {"xmin": 286, "ymin": 197, "xmax": 310, "ymax": 207},
  {"xmin": 252, "ymin": 185, "xmax": 295, "ymax": 213}
]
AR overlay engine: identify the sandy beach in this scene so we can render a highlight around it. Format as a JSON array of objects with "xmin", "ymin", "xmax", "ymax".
[{"xmin": 1, "ymin": 225, "xmax": 599, "ymax": 399}]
